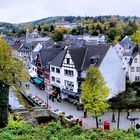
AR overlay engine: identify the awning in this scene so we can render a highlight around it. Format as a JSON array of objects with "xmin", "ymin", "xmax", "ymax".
[
  {"xmin": 33, "ymin": 77, "xmax": 43, "ymax": 84},
  {"xmin": 61, "ymin": 89, "xmax": 81, "ymax": 97}
]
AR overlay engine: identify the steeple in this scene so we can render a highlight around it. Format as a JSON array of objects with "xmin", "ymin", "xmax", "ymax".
[{"xmin": 26, "ymin": 28, "xmax": 30, "ymax": 39}]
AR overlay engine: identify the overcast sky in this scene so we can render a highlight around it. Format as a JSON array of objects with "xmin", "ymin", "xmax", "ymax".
[{"xmin": 0, "ymin": 0, "xmax": 140, "ymax": 23}]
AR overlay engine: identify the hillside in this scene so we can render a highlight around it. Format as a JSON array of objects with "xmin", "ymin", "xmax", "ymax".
[
  {"xmin": 0, "ymin": 22, "xmax": 17, "ymax": 33},
  {"xmin": 19, "ymin": 17, "xmax": 62, "ymax": 26}
]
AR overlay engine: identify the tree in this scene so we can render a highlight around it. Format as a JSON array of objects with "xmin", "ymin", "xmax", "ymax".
[
  {"xmin": 0, "ymin": 39, "xmax": 29, "ymax": 128},
  {"xmin": 49, "ymin": 25, "xmax": 54, "ymax": 32},
  {"xmin": 37, "ymin": 25, "xmax": 41, "ymax": 32},
  {"xmin": 51, "ymin": 32, "xmax": 63, "ymax": 42},
  {"xmin": 55, "ymin": 26, "xmax": 68, "ymax": 34},
  {"xmin": 131, "ymin": 30, "xmax": 140, "ymax": 46},
  {"xmin": 81, "ymin": 66, "xmax": 110, "ymax": 128}
]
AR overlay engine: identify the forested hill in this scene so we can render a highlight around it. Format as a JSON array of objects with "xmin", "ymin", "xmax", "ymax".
[
  {"xmin": 0, "ymin": 22, "xmax": 17, "ymax": 33},
  {"xmin": 19, "ymin": 15, "xmax": 140, "ymax": 26}
]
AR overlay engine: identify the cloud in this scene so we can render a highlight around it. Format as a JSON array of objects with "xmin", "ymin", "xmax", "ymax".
[{"xmin": 0, "ymin": 0, "xmax": 140, "ymax": 23}]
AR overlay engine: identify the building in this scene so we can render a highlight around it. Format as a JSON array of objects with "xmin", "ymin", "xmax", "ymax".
[
  {"xmin": 33, "ymin": 42, "xmax": 65, "ymax": 92},
  {"xmin": 56, "ymin": 23, "xmax": 78, "ymax": 29},
  {"xmin": 50, "ymin": 44, "xmax": 125, "ymax": 102},
  {"xmin": 128, "ymin": 47, "xmax": 140, "ymax": 82},
  {"xmin": 113, "ymin": 36, "xmax": 136, "ymax": 77},
  {"xmin": 26, "ymin": 28, "xmax": 50, "ymax": 43}
]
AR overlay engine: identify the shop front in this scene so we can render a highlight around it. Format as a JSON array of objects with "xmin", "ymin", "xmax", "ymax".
[{"xmin": 61, "ymin": 88, "xmax": 81, "ymax": 103}]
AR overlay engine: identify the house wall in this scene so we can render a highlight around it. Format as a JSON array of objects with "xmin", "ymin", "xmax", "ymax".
[
  {"xmin": 50, "ymin": 66, "xmax": 61, "ymax": 89},
  {"xmin": 99, "ymin": 46, "xmax": 126, "ymax": 98},
  {"xmin": 113, "ymin": 43, "xmax": 124, "ymax": 59},
  {"xmin": 128, "ymin": 54, "xmax": 140, "ymax": 82},
  {"xmin": 50, "ymin": 51, "xmax": 78, "ymax": 96},
  {"xmin": 122, "ymin": 55, "xmax": 131, "ymax": 75}
]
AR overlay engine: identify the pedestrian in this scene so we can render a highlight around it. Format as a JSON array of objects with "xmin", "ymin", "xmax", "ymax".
[
  {"xmin": 99, "ymin": 118, "xmax": 103, "ymax": 125},
  {"xmin": 127, "ymin": 111, "xmax": 130, "ymax": 119},
  {"xmin": 57, "ymin": 95, "xmax": 61, "ymax": 102},
  {"xmin": 84, "ymin": 110, "xmax": 87, "ymax": 118},
  {"xmin": 52, "ymin": 96, "xmax": 54, "ymax": 102},
  {"xmin": 112, "ymin": 112, "xmax": 116, "ymax": 122}
]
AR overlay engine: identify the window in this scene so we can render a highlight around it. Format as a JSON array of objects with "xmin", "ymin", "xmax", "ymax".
[
  {"xmin": 51, "ymin": 67, "xmax": 55, "ymax": 72},
  {"xmin": 134, "ymin": 58, "xmax": 137, "ymax": 63},
  {"xmin": 131, "ymin": 67, "xmax": 134, "ymax": 72},
  {"xmin": 65, "ymin": 80, "xmax": 74, "ymax": 91},
  {"xmin": 67, "ymin": 58, "xmax": 70, "ymax": 64},
  {"xmin": 64, "ymin": 70, "xmax": 74, "ymax": 77},
  {"xmin": 136, "ymin": 67, "xmax": 140, "ymax": 72},
  {"xmin": 56, "ymin": 68, "xmax": 60, "ymax": 73},
  {"xmin": 135, "ymin": 76, "xmax": 140, "ymax": 81},
  {"xmin": 56, "ymin": 78, "xmax": 60, "ymax": 84},
  {"xmin": 52, "ymin": 76, "xmax": 55, "ymax": 81}
]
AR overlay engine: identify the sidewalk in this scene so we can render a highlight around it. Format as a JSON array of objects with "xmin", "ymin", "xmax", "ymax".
[{"xmin": 27, "ymin": 83, "xmax": 140, "ymax": 130}]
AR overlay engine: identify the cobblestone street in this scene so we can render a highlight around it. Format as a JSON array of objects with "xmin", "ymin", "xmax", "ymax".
[{"xmin": 27, "ymin": 83, "xmax": 140, "ymax": 130}]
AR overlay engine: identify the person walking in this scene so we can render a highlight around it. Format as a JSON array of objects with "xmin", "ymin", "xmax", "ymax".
[{"xmin": 84, "ymin": 110, "xmax": 87, "ymax": 118}]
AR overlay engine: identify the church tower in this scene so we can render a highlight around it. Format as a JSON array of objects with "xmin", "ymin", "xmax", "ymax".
[{"xmin": 26, "ymin": 28, "xmax": 30, "ymax": 39}]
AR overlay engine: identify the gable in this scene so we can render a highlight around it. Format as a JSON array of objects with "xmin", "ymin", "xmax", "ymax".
[{"xmin": 62, "ymin": 50, "xmax": 75, "ymax": 69}]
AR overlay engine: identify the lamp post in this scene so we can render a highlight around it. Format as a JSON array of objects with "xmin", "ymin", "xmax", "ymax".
[{"xmin": 42, "ymin": 74, "xmax": 48, "ymax": 109}]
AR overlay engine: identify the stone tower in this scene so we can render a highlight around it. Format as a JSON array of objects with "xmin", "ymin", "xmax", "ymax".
[{"xmin": 26, "ymin": 28, "xmax": 30, "ymax": 39}]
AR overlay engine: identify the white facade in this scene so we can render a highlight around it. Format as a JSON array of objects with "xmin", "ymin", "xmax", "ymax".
[
  {"xmin": 50, "ymin": 50, "xmax": 78, "ymax": 99},
  {"xmin": 50, "ymin": 46, "xmax": 126, "ymax": 99},
  {"xmin": 28, "ymin": 64, "xmax": 37, "ymax": 78},
  {"xmin": 99, "ymin": 46, "xmax": 126, "ymax": 98},
  {"xmin": 128, "ymin": 54, "xmax": 140, "ymax": 82},
  {"xmin": 82, "ymin": 35, "xmax": 107, "ymax": 44},
  {"xmin": 113, "ymin": 43, "xmax": 124, "ymax": 59},
  {"xmin": 122, "ymin": 55, "xmax": 131, "ymax": 76}
]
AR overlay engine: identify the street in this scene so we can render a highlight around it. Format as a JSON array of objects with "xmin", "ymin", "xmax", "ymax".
[{"xmin": 27, "ymin": 83, "xmax": 140, "ymax": 130}]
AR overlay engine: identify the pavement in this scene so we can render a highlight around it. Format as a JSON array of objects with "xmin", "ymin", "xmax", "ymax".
[{"xmin": 26, "ymin": 82, "xmax": 140, "ymax": 130}]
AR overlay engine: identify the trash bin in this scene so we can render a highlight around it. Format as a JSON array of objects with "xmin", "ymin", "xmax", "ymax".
[
  {"xmin": 104, "ymin": 120, "xmax": 110, "ymax": 130},
  {"xmin": 79, "ymin": 119, "xmax": 83, "ymax": 126}
]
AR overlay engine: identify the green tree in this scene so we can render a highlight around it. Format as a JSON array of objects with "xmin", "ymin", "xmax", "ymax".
[
  {"xmin": 51, "ymin": 31, "xmax": 63, "ymax": 42},
  {"xmin": 81, "ymin": 66, "xmax": 110, "ymax": 128},
  {"xmin": 37, "ymin": 25, "xmax": 41, "ymax": 32},
  {"xmin": 0, "ymin": 39, "xmax": 29, "ymax": 128},
  {"xmin": 131, "ymin": 30, "xmax": 140, "ymax": 46}
]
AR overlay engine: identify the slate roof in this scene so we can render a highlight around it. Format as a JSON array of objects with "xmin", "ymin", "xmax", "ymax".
[
  {"xmin": 128, "ymin": 47, "xmax": 140, "ymax": 65},
  {"xmin": 69, "ymin": 46, "xmax": 87, "ymax": 71},
  {"xmin": 18, "ymin": 42, "xmax": 33, "ymax": 52},
  {"xmin": 51, "ymin": 44, "xmax": 111, "ymax": 71},
  {"xmin": 39, "ymin": 46, "xmax": 65, "ymax": 69},
  {"xmin": 50, "ymin": 49, "xmax": 67, "ymax": 67},
  {"xmin": 119, "ymin": 36, "xmax": 135, "ymax": 50},
  {"xmin": 82, "ymin": 44, "xmax": 110, "ymax": 70}
]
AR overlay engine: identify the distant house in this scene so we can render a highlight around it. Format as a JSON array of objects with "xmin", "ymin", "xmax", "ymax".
[
  {"xmin": 26, "ymin": 28, "xmax": 50, "ymax": 43},
  {"xmin": 32, "ymin": 42, "xmax": 65, "ymax": 92},
  {"xmin": 50, "ymin": 44, "xmax": 125, "ymax": 103},
  {"xmin": 114, "ymin": 36, "xmax": 135, "ymax": 59},
  {"xmin": 56, "ymin": 23, "xmax": 78, "ymax": 29},
  {"xmin": 113, "ymin": 36, "xmax": 136, "ymax": 77},
  {"xmin": 65, "ymin": 34, "xmax": 107, "ymax": 47},
  {"xmin": 82, "ymin": 34, "xmax": 107, "ymax": 45},
  {"xmin": 128, "ymin": 47, "xmax": 140, "ymax": 82}
]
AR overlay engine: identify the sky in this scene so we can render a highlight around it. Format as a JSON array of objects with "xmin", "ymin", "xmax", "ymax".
[{"xmin": 0, "ymin": 0, "xmax": 140, "ymax": 23}]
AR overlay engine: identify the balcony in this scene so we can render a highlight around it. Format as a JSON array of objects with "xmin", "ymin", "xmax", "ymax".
[{"xmin": 77, "ymin": 77, "xmax": 84, "ymax": 82}]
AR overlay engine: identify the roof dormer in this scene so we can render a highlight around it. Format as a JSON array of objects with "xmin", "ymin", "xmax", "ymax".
[{"xmin": 90, "ymin": 55, "xmax": 99, "ymax": 66}]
